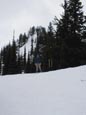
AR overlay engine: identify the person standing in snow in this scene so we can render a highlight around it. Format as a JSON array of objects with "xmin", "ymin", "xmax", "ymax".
[{"xmin": 34, "ymin": 54, "xmax": 42, "ymax": 72}]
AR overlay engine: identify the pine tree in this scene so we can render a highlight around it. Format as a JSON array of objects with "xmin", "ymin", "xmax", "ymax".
[
  {"xmin": 31, "ymin": 37, "xmax": 34, "ymax": 55},
  {"xmin": 29, "ymin": 26, "xmax": 35, "ymax": 36},
  {"xmin": 8, "ymin": 39, "xmax": 17, "ymax": 74},
  {"xmin": 66, "ymin": 0, "xmax": 86, "ymax": 66},
  {"xmin": 54, "ymin": 0, "xmax": 70, "ymax": 68},
  {"xmin": 17, "ymin": 53, "xmax": 22, "ymax": 73},
  {"xmin": 23, "ymin": 33, "xmax": 28, "ymax": 44},
  {"xmin": 66, "ymin": 0, "xmax": 85, "ymax": 47},
  {"xmin": 18, "ymin": 34, "xmax": 23, "ymax": 47},
  {"xmin": 54, "ymin": 0, "xmax": 86, "ymax": 68},
  {"xmin": 25, "ymin": 52, "xmax": 31, "ymax": 73},
  {"xmin": 24, "ymin": 46, "xmax": 26, "ymax": 72},
  {"xmin": 46, "ymin": 22, "xmax": 55, "ymax": 70},
  {"xmin": 18, "ymin": 33, "xmax": 28, "ymax": 47}
]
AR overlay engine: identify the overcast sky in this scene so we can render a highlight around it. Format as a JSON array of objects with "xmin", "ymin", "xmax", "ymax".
[{"xmin": 0, "ymin": 0, "xmax": 86, "ymax": 48}]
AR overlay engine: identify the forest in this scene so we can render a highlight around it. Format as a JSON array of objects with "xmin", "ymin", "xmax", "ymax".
[{"xmin": 0, "ymin": 0, "xmax": 86, "ymax": 75}]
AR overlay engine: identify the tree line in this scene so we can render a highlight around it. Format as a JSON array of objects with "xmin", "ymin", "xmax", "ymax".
[{"xmin": 0, "ymin": 0, "xmax": 86, "ymax": 75}]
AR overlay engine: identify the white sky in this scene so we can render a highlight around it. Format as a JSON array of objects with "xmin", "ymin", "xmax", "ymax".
[{"xmin": 0, "ymin": 0, "xmax": 86, "ymax": 48}]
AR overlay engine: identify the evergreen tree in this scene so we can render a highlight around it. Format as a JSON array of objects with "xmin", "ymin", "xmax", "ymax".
[
  {"xmin": 54, "ymin": 0, "xmax": 86, "ymax": 68},
  {"xmin": 18, "ymin": 33, "xmax": 28, "ymax": 47},
  {"xmin": 45, "ymin": 22, "xmax": 55, "ymax": 70},
  {"xmin": 17, "ymin": 53, "xmax": 22, "ymax": 73},
  {"xmin": 66, "ymin": 0, "xmax": 85, "ymax": 47},
  {"xmin": 54, "ymin": 0, "xmax": 70, "ymax": 68},
  {"xmin": 24, "ymin": 46, "xmax": 26, "ymax": 72},
  {"xmin": 18, "ymin": 34, "xmax": 23, "ymax": 47},
  {"xmin": 25, "ymin": 52, "xmax": 31, "ymax": 73},
  {"xmin": 8, "ymin": 39, "xmax": 17, "ymax": 74},
  {"xmin": 31, "ymin": 37, "xmax": 34, "ymax": 55},
  {"xmin": 23, "ymin": 33, "xmax": 28, "ymax": 44},
  {"xmin": 29, "ymin": 26, "xmax": 35, "ymax": 36}
]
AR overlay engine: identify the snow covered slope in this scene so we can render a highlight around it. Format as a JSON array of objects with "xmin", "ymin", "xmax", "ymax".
[
  {"xmin": 0, "ymin": 66, "xmax": 86, "ymax": 115},
  {"xmin": 19, "ymin": 33, "xmax": 37, "ymax": 59}
]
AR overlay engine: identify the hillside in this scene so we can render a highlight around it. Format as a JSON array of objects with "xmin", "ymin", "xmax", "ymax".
[
  {"xmin": 19, "ymin": 33, "xmax": 37, "ymax": 59},
  {"xmin": 0, "ymin": 66, "xmax": 86, "ymax": 115}
]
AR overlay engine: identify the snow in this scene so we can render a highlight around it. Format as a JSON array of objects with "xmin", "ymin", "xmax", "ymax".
[
  {"xmin": 0, "ymin": 66, "xmax": 86, "ymax": 115},
  {"xmin": 19, "ymin": 33, "xmax": 37, "ymax": 59}
]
